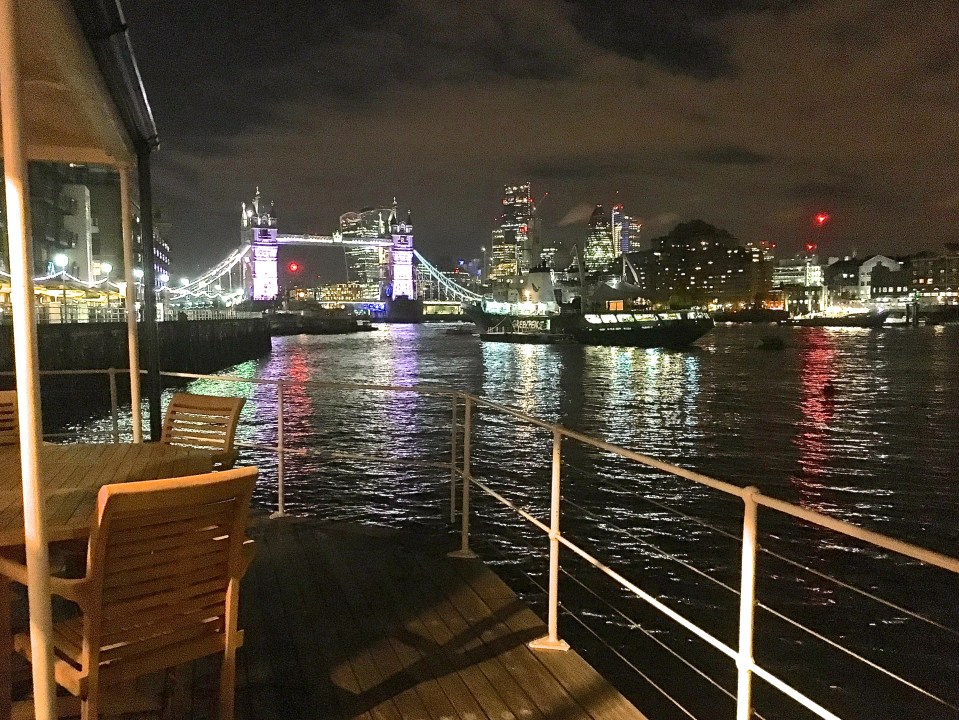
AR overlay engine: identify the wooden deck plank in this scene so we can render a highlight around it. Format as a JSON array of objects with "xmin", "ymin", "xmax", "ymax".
[
  {"xmin": 294, "ymin": 522, "xmax": 412, "ymax": 720},
  {"xmin": 396, "ymin": 549, "xmax": 529, "ymax": 720},
  {"xmin": 223, "ymin": 518, "xmax": 646, "ymax": 720},
  {"xmin": 419, "ymin": 553, "xmax": 594, "ymax": 720},
  {"xmin": 450, "ymin": 559, "xmax": 649, "ymax": 720},
  {"xmin": 320, "ymin": 528, "xmax": 449, "ymax": 720},
  {"xmin": 268, "ymin": 521, "xmax": 377, "ymax": 720},
  {"xmin": 352, "ymin": 539, "xmax": 494, "ymax": 720}
]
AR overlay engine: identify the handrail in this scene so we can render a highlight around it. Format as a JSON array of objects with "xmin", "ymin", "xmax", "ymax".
[
  {"xmin": 25, "ymin": 367, "xmax": 959, "ymax": 720},
  {"xmin": 450, "ymin": 390, "xmax": 959, "ymax": 720}
]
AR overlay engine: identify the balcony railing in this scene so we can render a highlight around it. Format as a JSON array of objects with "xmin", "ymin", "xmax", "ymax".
[{"xmin": 26, "ymin": 367, "xmax": 959, "ymax": 720}]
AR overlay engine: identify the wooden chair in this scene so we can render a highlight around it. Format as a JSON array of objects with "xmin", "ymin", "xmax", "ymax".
[
  {"xmin": 161, "ymin": 393, "xmax": 246, "ymax": 469},
  {"xmin": 0, "ymin": 466, "xmax": 257, "ymax": 720},
  {"xmin": 0, "ymin": 391, "xmax": 18, "ymax": 446}
]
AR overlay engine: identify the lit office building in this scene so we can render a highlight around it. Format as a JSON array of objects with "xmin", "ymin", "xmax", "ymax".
[
  {"xmin": 489, "ymin": 182, "xmax": 551, "ymax": 278},
  {"xmin": 339, "ymin": 206, "xmax": 391, "ymax": 300},
  {"xmin": 584, "ymin": 205, "xmax": 616, "ymax": 271},
  {"xmin": 489, "ymin": 228, "xmax": 517, "ymax": 281},
  {"xmin": 610, "ymin": 203, "xmax": 633, "ymax": 255}
]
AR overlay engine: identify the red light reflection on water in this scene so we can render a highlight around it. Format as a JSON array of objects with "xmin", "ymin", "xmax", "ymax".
[{"xmin": 793, "ymin": 330, "xmax": 838, "ymax": 505}]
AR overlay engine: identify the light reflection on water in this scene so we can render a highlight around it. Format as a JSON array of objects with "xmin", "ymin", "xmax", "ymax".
[{"xmin": 65, "ymin": 323, "xmax": 959, "ymax": 720}]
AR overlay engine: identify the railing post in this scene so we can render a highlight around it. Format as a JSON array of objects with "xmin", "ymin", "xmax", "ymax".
[
  {"xmin": 448, "ymin": 394, "xmax": 476, "ymax": 559},
  {"xmin": 736, "ymin": 486, "xmax": 760, "ymax": 720},
  {"xmin": 450, "ymin": 392, "xmax": 458, "ymax": 522},
  {"xmin": 530, "ymin": 429, "xmax": 570, "ymax": 651},
  {"xmin": 270, "ymin": 379, "xmax": 287, "ymax": 519},
  {"xmin": 108, "ymin": 368, "xmax": 120, "ymax": 444}
]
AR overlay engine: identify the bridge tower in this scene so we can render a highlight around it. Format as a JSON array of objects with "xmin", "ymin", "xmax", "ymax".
[
  {"xmin": 388, "ymin": 199, "xmax": 415, "ymax": 300},
  {"xmin": 241, "ymin": 187, "xmax": 279, "ymax": 301}
]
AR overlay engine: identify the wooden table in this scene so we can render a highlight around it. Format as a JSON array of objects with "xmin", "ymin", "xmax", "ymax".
[
  {"xmin": 0, "ymin": 442, "xmax": 215, "ymax": 548},
  {"xmin": 0, "ymin": 442, "xmax": 215, "ymax": 718}
]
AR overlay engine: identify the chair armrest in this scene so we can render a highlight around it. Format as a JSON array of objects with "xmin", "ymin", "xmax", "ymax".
[
  {"xmin": 0, "ymin": 553, "xmax": 90, "ymax": 606},
  {"xmin": 211, "ymin": 449, "xmax": 240, "ymax": 470},
  {"xmin": 0, "ymin": 552, "xmax": 28, "ymax": 585}
]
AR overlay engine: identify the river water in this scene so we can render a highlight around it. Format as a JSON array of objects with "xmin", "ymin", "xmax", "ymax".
[{"xmin": 72, "ymin": 322, "xmax": 959, "ymax": 720}]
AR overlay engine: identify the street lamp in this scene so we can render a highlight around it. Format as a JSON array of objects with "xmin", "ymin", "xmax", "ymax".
[
  {"xmin": 54, "ymin": 253, "xmax": 68, "ymax": 322},
  {"xmin": 101, "ymin": 262, "xmax": 114, "ymax": 318}
]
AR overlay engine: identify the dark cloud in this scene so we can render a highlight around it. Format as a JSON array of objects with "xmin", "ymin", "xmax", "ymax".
[
  {"xmin": 691, "ymin": 147, "xmax": 773, "ymax": 165},
  {"xmin": 122, "ymin": 0, "xmax": 959, "ymax": 272},
  {"xmin": 527, "ymin": 154, "xmax": 644, "ymax": 181}
]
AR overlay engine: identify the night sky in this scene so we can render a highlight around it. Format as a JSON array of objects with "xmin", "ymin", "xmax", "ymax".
[{"xmin": 123, "ymin": 0, "xmax": 959, "ymax": 277}]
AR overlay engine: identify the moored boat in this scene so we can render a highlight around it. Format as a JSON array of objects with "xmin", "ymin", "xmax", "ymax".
[{"xmin": 785, "ymin": 309, "xmax": 890, "ymax": 328}]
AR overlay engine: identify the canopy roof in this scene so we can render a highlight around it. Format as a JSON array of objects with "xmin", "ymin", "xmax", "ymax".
[{"xmin": 0, "ymin": 0, "xmax": 157, "ymax": 166}]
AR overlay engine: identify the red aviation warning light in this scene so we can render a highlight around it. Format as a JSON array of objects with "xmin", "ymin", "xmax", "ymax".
[
  {"xmin": 287, "ymin": 261, "xmax": 301, "ymax": 274},
  {"xmin": 814, "ymin": 213, "xmax": 830, "ymax": 226},
  {"xmin": 805, "ymin": 242, "xmax": 817, "ymax": 254}
]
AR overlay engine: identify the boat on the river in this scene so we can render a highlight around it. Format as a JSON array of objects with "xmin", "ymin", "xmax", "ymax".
[
  {"xmin": 464, "ymin": 266, "xmax": 714, "ymax": 348},
  {"xmin": 784, "ymin": 309, "xmax": 890, "ymax": 328}
]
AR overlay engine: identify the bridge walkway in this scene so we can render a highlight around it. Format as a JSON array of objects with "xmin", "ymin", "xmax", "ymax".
[{"xmin": 195, "ymin": 515, "xmax": 649, "ymax": 720}]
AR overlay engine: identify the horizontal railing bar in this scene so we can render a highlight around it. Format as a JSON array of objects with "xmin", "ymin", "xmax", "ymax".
[
  {"xmin": 469, "ymin": 392, "xmax": 959, "ymax": 577},
  {"xmin": 749, "ymin": 663, "xmax": 841, "ymax": 720},
  {"xmin": 755, "ymin": 494, "xmax": 959, "ymax": 574},
  {"xmin": 554, "ymin": 532, "xmax": 738, "ymax": 661},
  {"xmin": 564, "ymin": 498, "xmax": 739, "ymax": 596},
  {"xmin": 466, "ymin": 393, "xmax": 746, "ymax": 499},
  {"xmin": 470, "ymin": 477, "xmax": 550, "ymax": 535},
  {"xmin": 527, "ymin": 494, "xmax": 846, "ymax": 720},
  {"xmin": 481, "ymin": 531, "xmax": 708, "ymax": 720},
  {"xmin": 758, "ymin": 600, "xmax": 958, "ymax": 710},
  {"xmin": 0, "ymin": 369, "xmax": 117, "ymax": 376},
  {"xmin": 159, "ymin": 370, "xmax": 456, "ymax": 395}
]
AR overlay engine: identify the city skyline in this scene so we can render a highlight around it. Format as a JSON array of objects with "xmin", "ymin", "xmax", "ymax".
[{"xmin": 122, "ymin": 0, "xmax": 959, "ymax": 273}]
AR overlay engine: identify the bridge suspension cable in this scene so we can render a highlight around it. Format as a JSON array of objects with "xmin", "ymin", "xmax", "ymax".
[
  {"xmin": 170, "ymin": 245, "xmax": 249, "ymax": 299},
  {"xmin": 413, "ymin": 250, "xmax": 482, "ymax": 302}
]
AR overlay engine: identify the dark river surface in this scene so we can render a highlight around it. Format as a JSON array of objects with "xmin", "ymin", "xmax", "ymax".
[{"xmin": 73, "ymin": 322, "xmax": 959, "ymax": 720}]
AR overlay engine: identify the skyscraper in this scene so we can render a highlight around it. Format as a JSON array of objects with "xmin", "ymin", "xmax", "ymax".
[
  {"xmin": 495, "ymin": 183, "xmax": 536, "ymax": 278},
  {"xmin": 584, "ymin": 205, "xmax": 615, "ymax": 271},
  {"xmin": 339, "ymin": 206, "xmax": 391, "ymax": 299},
  {"xmin": 611, "ymin": 204, "xmax": 629, "ymax": 256},
  {"xmin": 489, "ymin": 227, "xmax": 516, "ymax": 281}
]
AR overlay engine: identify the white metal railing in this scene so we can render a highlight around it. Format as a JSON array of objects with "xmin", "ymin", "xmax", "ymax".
[
  {"xmin": 20, "ymin": 368, "xmax": 959, "ymax": 720},
  {"xmin": 447, "ymin": 391, "xmax": 959, "ymax": 720}
]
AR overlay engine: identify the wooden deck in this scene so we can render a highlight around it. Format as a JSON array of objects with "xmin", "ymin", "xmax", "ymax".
[{"xmin": 225, "ymin": 516, "xmax": 647, "ymax": 720}]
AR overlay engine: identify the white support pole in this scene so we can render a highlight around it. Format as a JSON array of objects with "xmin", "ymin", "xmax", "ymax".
[
  {"xmin": 0, "ymin": 1, "xmax": 58, "ymax": 717},
  {"xmin": 450, "ymin": 393, "xmax": 458, "ymax": 522},
  {"xmin": 530, "ymin": 430, "xmax": 570, "ymax": 651},
  {"xmin": 448, "ymin": 395, "xmax": 476, "ymax": 559},
  {"xmin": 270, "ymin": 379, "xmax": 287, "ymax": 518},
  {"xmin": 119, "ymin": 168, "xmax": 143, "ymax": 443},
  {"xmin": 736, "ymin": 486, "xmax": 760, "ymax": 720}
]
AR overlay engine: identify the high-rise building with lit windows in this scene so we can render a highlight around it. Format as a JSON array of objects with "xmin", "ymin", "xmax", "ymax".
[
  {"xmin": 584, "ymin": 205, "xmax": 615, "ymax": 271},
  {"xmin": 339, "ymin": 206, "xmax": 391, "ymax": 300},
  {"xmin": 489, "ymin": 228, "xmax": 517, "ymax": 281},
  {"xmin": 611, "ymin": 204, "xmax": 631, "ymax": 256},
  {"xmin": 490, "ymin": 182, "xmax": 542, "ymax": 280}
]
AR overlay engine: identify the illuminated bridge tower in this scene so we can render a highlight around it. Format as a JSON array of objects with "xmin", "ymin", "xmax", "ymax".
[
  {"xmin": 388, "ymin": 200, "xmax": 415, "ymax": 300},
  {"xmin": 241, "ymin": 187, "xmax": 279, "ymax": 301}
]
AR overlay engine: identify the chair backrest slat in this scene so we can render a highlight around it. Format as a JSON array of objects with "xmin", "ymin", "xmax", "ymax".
[
  {"xmin": 161, "ymin": 393, "xmax": 245, "ymax": 454},
  {"xmin": 83, "ymin": 467, "xmax": 256, "ymax": 673},
  {"xmin": 0, "ymin": 390, "xmax": 18, "ymax": 446}
]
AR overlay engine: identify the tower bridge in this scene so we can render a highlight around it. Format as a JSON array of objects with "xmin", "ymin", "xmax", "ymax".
[{"xmin": 170, "ymin": 189, "xmax": 481, "ymax": 306}]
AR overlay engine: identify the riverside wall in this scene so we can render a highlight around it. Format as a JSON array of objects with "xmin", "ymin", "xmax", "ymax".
[{"xmin": 0, "ymin": 319, "xmax": 272, "ymax": 430}]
